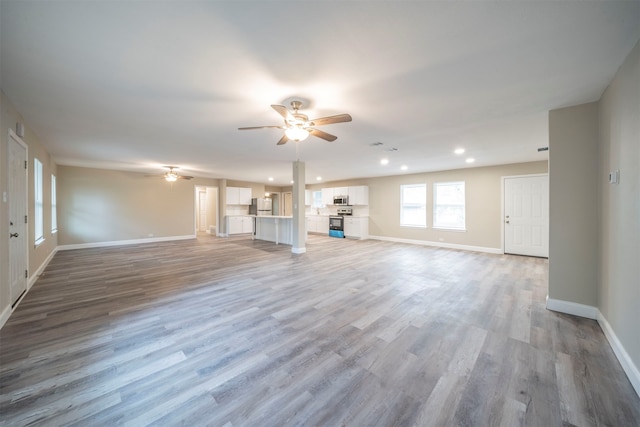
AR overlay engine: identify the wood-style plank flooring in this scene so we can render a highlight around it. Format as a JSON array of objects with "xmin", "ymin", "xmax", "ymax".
[{"xmin": 1, "ymin": 235, "xmax": 639, "ymax": 426}]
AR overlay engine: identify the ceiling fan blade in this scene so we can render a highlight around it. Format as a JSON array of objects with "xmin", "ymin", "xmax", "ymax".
[
  {"xmin": 178, "ymin": 175, "xmax": 194, "ymax": 180},
  {"xmin": 309, "ymin": 113, "xmax": 352, "ymax": 126},
  {"xmin": 309, "ymin": 128, "xmax": 338, "ymax": 142},
  {"xmin": 271, "ymin": 104, "xmax": 294, "ymax": 122},
  {"xmin": 238, "ymin": 125, "xmax": 284, "ymax": 130},
  {"xmin": 276, "ymin": 134, "xmax": 289, "ymax": 145}
]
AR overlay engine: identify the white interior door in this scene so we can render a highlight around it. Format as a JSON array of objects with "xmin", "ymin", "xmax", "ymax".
[
  {"xmin": 8, "ymin": 130, "xmax": 28, "ymax": 306},
  {"xmin": 504, "ymin": 175, "xmax": 549, "ymax": 257}
]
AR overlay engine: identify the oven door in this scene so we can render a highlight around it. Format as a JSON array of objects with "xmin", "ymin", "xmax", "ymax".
[{"xmin": 329, "ymin": 215, "xmax": 344, "ymax": 231}]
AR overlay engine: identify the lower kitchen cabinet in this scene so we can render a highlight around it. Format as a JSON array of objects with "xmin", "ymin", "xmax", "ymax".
[
  {"xmin": 306, "ymin": 216, "xmax": 329, "ymax": 234},
  {"xmin": 344, "ymin": 217, "xmax": 368, "ymax": 239},
  {"xmin": 227, "ymin": 216, "xmax": 254, "ymax": 235}
]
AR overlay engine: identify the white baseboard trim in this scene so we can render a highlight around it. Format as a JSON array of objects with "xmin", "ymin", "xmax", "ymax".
[
  {"xmin": 367, "ymin": 235, "xmax": 502, "ymax": 254},
  {"xmin": 291, "ymin": 247, "xmax": 306, "ymax": 254},
  {"xmin": 597, "ymin": 312, "xmax": 640, "ymax": 398},
  {"xmin": 29, "ymin": 247, "xmax": 58, "ymax": 289},
  {"xmin": 1, "ymin": 246, "xmax": 59, "ymax": 330},
  {"xmin": 0, "ymin": 305, "xmax": 11, "ymax": 330},
  {"xmin": 57, "ymin": 234, "xmax": 196, "ymax": 251},
  {"xmin": 545, "ymin": 296, "xmax": 598, "ymax": 319},
  {"xmin": 546, "ymin": 297, "xmax": 640, "ymax": 398}
]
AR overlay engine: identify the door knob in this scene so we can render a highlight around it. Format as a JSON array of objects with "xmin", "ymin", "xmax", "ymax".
[{"xmin": 10, "ymin": 232, "xmax": 19, "ymax": 238}]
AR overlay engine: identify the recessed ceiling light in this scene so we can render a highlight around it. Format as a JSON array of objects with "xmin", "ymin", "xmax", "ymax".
[
  {"xmin": 401, "ymin": 165, "xmax": 408, "ymax": 171},
  {"xmin": 466, "ymin": 158, "xmax": 475, "ymax": 163},
  {"xmin": 316, "ymin": 176, "xmax": 322, "ymax": 181},
  {"xmin": 380, "ymin": 158, "xmax": 389, "ymax": 165},
  {"xmin": 454, "ymin": 148, "xmax": 465, "ymax": 155},
  {"xmin": 290, "ymin": 180, "xmax": 294, "ymax": 184},
  {"xmin": 268, "ymin": 177, "xmax": 274, "ymax": 182}
]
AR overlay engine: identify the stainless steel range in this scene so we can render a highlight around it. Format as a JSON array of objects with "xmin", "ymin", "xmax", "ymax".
[{"xmin": 329, "ymin": 208, "xmax": 352, "ymax": 238}]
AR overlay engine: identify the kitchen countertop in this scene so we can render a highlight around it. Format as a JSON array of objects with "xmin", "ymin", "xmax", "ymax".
[{"xmin": 306, "ymin": 214, "xmax": 369, "ymax": 218}]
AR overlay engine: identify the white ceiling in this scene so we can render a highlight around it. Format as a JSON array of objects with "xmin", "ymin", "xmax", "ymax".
[{"xmin": 1, "ymin": 1, "xmax": 639, "ymax": 186}]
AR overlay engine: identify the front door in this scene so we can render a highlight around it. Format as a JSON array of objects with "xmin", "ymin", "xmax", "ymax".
[
  {"xmin": 8, "ymin": 130, "xmax": 28, "ymax": 306},
  {"xmin": 504, "ymin": 175, "xmax": 549, "ymax": 257}
]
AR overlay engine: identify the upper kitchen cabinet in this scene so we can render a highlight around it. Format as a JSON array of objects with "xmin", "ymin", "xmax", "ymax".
[
  {"xmin": 226, "ymin": 187, "xmax": 252, "ymax": 205},
  {"xmin": 322, "ymin": 186, "xmax": 369, "ymax": 205},
  {"xmin": 333, "ymin": 187, "xmax": 348, "ymax": 197},
  {"xmin": 305, "ymin": 190, "xmax": 312, "ymax": 206},
  {"xmin": 321, "ymin": 188, "xmax": 334, "ymax": 205},
  {"xmin": 348, "ymin": 186, "xmax": 369, "ymax": 205}
]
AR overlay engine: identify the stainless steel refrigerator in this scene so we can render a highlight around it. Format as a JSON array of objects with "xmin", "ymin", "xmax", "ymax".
[{"xmin": 249, "ymin": 198, "xmax": 272, "ymax": 216}]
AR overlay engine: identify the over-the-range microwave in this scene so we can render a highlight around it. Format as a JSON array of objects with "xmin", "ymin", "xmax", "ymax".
[{"xmin": 333, "ymin": 195, "xmax": 349, "ymax": 206}]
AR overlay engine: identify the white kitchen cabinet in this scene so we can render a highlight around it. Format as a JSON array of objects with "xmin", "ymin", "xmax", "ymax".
[
  {"xmin": 344, "ymin": 217, "xmax": 369, "ymax": 239},
  {"xmin": 318, "ymin": 216, "xmax": 329, "ymax": 233},
  {"xmin": 321, "ymin": 186, "xmax": 368, "ymax": 205},
  {"xmin": 322, "ymin": 187, "xmax": 347, "ymax": 205},
  {"xmin": 321, "ymin": 188, "xmax": 334, "ymax": 205},
  {"xmin": 305, "ymin": 190, "xmax": 312, "ymax": 206},
  {"xmin": 238, "ymin": 188, "xmax": 252, "ymax": 205},
  {"xmin": 333, "ymin": 187, "xmax": 348, "ymax": 197},
  {"xmin": 227, "ymin": 216, "xmax": 254, "ymax": 235},
  {"xmin": 226, "ymin": 187, "xmax": 252, "ymax": 205},
  {"xmin": 227, "ymin": 216, "xmax": 243, "ymax": 234},
  {"xmin": 348, "ymin": 186, "xmax": 369, "ymax": 205},
  {"xmin": 242, "ymin": 216, "xmax": 254, "ymax": 233},
  {"xmin": 306, "ymin": 216, "xmax": 329, "ymax": 234}
]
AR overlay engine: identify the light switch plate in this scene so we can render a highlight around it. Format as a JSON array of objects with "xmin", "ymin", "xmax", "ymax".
[{"xmin": 609, "ymin": 170, "xmax": 619, "ymax": 184}]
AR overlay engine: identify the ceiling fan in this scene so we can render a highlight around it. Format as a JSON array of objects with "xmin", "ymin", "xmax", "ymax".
[
  {"xmin": 238, "ymin": 101, "xmax": 352, "ymax": 145},
  {"xmin": 148, "ymin": 166, "xmax": 194, "ymax": 182}
]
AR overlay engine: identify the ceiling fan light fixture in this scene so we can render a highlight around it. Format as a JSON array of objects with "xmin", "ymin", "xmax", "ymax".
[
  {"xmin": 165, "ymin": 172, "xmax": 178, "ymax": 182},
  {"xmin": 285, "ymin": 127, "xmax": 309, "ymax": 141}
]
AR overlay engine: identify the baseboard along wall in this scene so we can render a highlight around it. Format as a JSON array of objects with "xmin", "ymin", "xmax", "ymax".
[{"xmin": 547, "ymin": 296, "xmax": 640, "ymax": 399}]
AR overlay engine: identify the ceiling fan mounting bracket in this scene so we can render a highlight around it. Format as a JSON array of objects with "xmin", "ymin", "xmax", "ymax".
[{"xmin": 290, "ymin": 100, "xmax": 303, "ymax": 112}]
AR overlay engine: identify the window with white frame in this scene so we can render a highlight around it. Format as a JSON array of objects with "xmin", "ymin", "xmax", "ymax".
[
  {"xmin": 34, "ymin": 158, "xmax": 44, "ymax": 244},
  {"xmin": 433, "ymin": 181, "xmax": 465, "ymax": 230},
  {"xmin": 400, "ymin": 184, "xmax": 427, "ymax": 227},
  {"xmin": 51, "ymin": 174, "xmax": 57, "ymax": 233},
  {"xmin": 312, "ymin": 190, "xmax": 324, "ymax": 209}
]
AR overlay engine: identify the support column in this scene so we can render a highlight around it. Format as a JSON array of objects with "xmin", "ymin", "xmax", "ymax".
[{"xmin": 291, "ymin": 161, "xmax": 306, "ymax": 254}]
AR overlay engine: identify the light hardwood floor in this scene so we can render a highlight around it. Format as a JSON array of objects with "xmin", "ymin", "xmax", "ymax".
[{"xmin": 1, "ymin": 235, "xmax": 639, "ymax": 426}]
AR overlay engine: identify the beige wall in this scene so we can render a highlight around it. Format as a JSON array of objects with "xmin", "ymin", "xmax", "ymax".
[
  {"xmin": 1, "ymin": 90, "xmax": 57, "ymax": 317},
  {"xmin": 597, "ymin": 40, "xmax": 640, "ymax": 374},
  {"xmin": 312, "ymin": 161, "xmax": 548, "ymax": 250},
  {"xmin": 57, "ymin": 166, "xmax": 219, "ymax": 245},
  {"xmin": 548, "ymin": 103, "xmax": 599, "ymax": 306}
]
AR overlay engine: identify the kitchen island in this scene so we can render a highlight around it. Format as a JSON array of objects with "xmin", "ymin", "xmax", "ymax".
[{"xmin": 254, "ymin": 215, "xmax": 294, "ymax": 245}]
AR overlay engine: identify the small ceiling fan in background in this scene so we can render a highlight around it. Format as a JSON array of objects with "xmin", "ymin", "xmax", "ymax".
[
  {"xmin": 147, "ymin": 166, "xmax": 194, "ymax": 182},
  {"xmin": 238, "ymin": 101, "xmax": 352, "ymax": 145}
]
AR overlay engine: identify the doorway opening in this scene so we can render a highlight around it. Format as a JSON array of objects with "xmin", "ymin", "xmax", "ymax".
[{"xmin": 195, "ymin": 186, "xmax": 218, "ymax": 236}]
